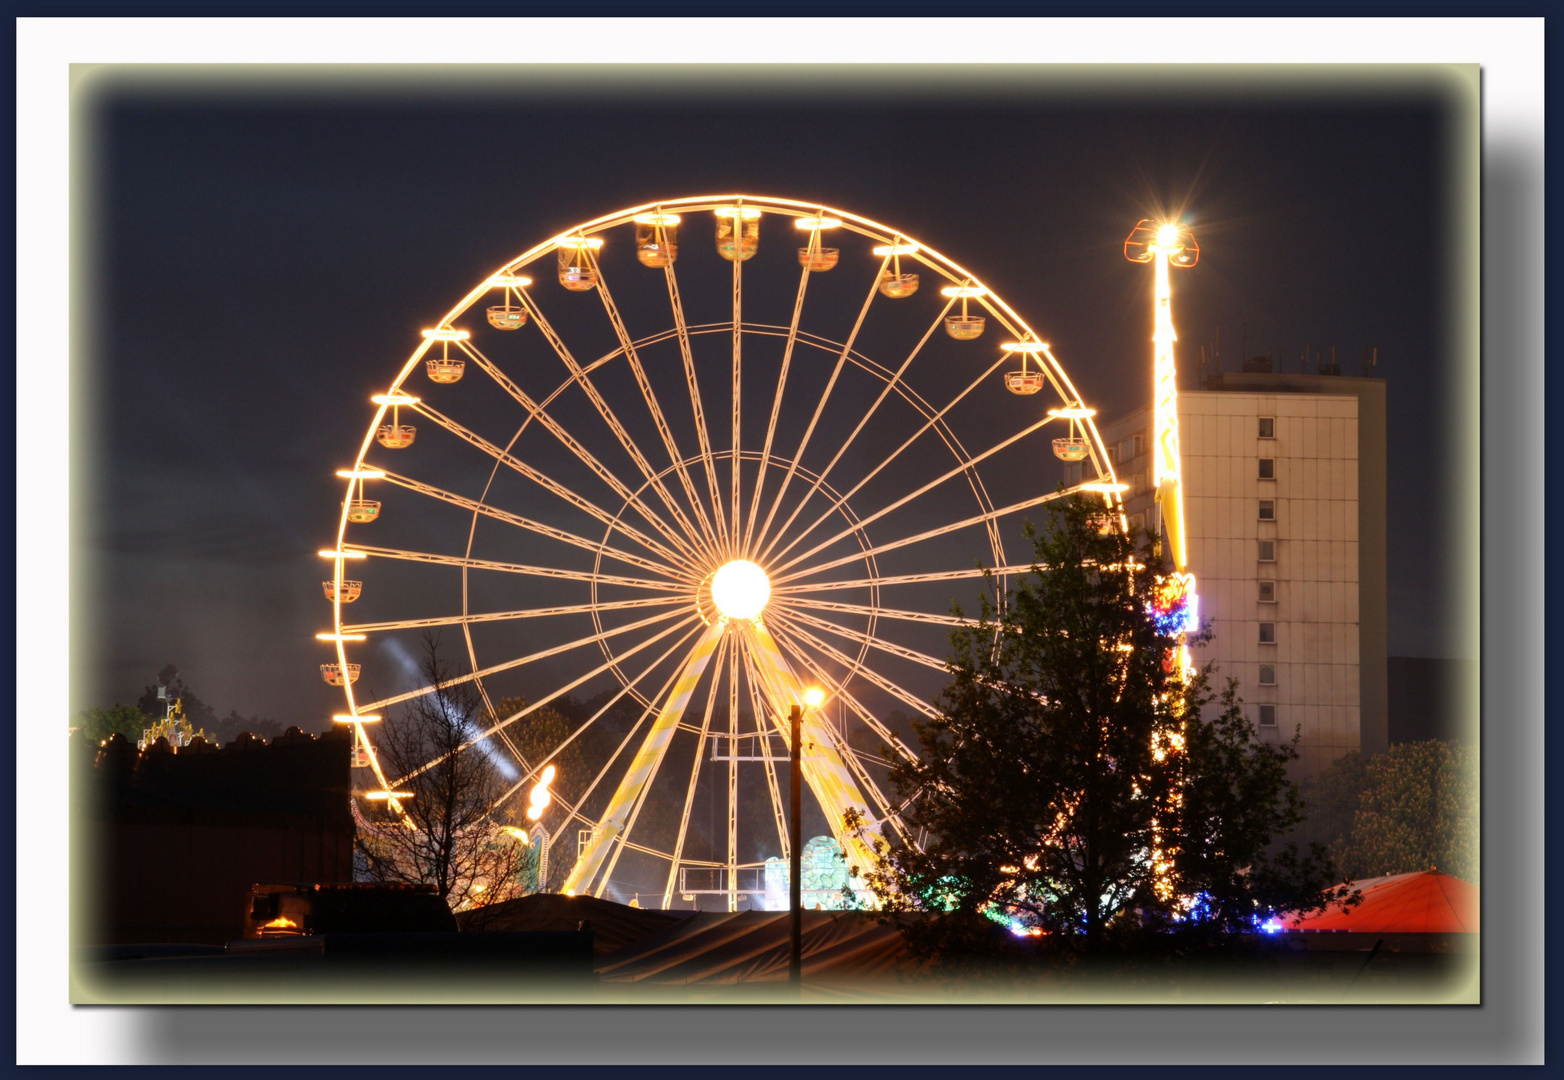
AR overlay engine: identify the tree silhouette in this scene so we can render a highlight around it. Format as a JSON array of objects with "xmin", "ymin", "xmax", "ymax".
[{"xmin": 354, "ymin": 634, "xmax": 527, "ymax": 910}]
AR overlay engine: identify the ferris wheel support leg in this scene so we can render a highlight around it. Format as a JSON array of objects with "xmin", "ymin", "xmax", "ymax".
[
  {"xmin": 562, "ymin": 618, "xmax": 727, "ymax": 898},
  {"xmin": 745, "ymin": 622, "xmax": 885, "ymax": 892}
]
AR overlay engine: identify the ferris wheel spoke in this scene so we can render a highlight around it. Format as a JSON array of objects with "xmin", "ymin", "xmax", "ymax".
[
  {"xmin": 773, "ymin": 485, "xmax": 1077, "ymax": 586},
  {"xmin": 456, "ymin": 338, "xmax": 707, "ymax": 567},
  {"xmin": 374, "ymin": 468, "xmax": 691, "ymax": 582},
  {"xmin": 772, "ymin": 564, "xmax": 1034, "ymax": 594},
  {"xmin": 490, "ymin": 619, "xmax": 708, "ymax": 817},
  {"xmin": 347, "ymin": 543, "xmax": 682, "ymax": 592},
  {"xmin": 770, "ymin": 412, "xmax": 1056, "ymax": 579},
  {"xmin": 341, "ymin": 595, "xmax": 687, "ymax": 636},
  {"xmin": 754, "ymin": 296, "xmax": 953, "ymax": 567},
  {"xmin": 460, "ymin": 622, "xmax": 532, "ymax": 772},
  {"xmin": 390, "ymin": 613, "xmax": 703, "ymax": 792},
  {"xmin": 513, "ymin": 288, "xmax": 712, "ymax": 563},
  {"xmin": 730, "ymin": 249, "xmax": 743, "ymax": 562},
  {"xmin": 761, "ymin": 620, "xmax": 917, "ymax": 765},
  {"xmin": 409, "ymin": 401, "xmax": 703, "ymax": 576},
  {"xmin": 763, "ymin": 609, "xmax": 937, "ymax": 720},
  {"xmin": 760, "ymin": 623, "xmax": 914, "ymax": 847},
  {"xmin": 591, "ymin": 257, "xmax": 723, "ymax": 558},
  {"xmin": 775, "ymin": 596, "xmax": 977, "ymax": 628},
  {"xmin": 664, "ymin": 263, "xmax": 730, "ymax": 552},
  {"xmin": 751, "ymin": 253, "xmax": 892, "ymax": 562},
  {"xmin": 366, "ymin": 607, "xmax": 696, "ymax": 720},
  {"xmin": 775, "ymin": 606, "xmax": 950, "ymax": 674},
  {"xmin": 741, "ymin": 250, "xmax": 815, "ymax": 557},
  {"xmin": 660, "ymin": 633, "xmax": 731, "ymax": 909},
  {"xmin": 759, "ymin": 349, "xmax": 1015, "ymax": 571}
]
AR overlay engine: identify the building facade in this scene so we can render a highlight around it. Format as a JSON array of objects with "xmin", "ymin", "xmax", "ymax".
[{"xmin": 1079, "ymin": 371, "xmax": 1387, "ymax": 778}]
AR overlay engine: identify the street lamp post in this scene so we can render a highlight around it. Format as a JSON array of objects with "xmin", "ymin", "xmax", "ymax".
[{"xmin": 788, "ymin": 702, "xmax": 803, "ymax": 991}]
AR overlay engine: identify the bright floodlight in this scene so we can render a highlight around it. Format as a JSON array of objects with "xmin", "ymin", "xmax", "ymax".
[
  {"xmin": 1156, "ymin": 223, "xmax": 1181, "ymax": 247},
  {"xmin": 803, "ymin": 687, "xmax": 826, "ymax": 708},
  {"xmin": 711, "ymin": 560, "xmax": 771, "ymax": 620}
]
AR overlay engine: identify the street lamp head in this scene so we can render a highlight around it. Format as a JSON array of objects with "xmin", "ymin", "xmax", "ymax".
[
  {"xmin": 1156, "ymin": 223, "xmax": 1182, "ymax": 248},
  {"xmin": 803, "ymin": 687, "xmax": 826, "ymax": 709}
]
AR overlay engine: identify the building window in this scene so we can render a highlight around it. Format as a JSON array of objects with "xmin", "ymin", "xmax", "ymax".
[
  {"xmin": 1258, "ymin": 457, "xmax": 1276, "ymax": 479},
  {"xmin": 1258, "ymin": 581, "xmax": 1276, "ymax": 603},
  {"xmin": 1119, "ymin": 434, "xmax": 1144, "ymax": 461},
  {"xmin": 1258, "ymin": 540, "xmax": 1276, "ymax": 562},
  {"xmin": 1258, "ymin": 499, "xmax": 1275, "ymax": 520},
  {"xmin": 1259, "ymin": 665, "xmax": 1276, "ymax": 686},
  {"xmin": 1258, "ymin": 417, "xmax": 1276, "ymax": 439},
  {"xmin": 1259, "ymin": 622, "xmax": 1276, "ymax": 644},
  {"xmin": 1106, "ymin": 445, "xmax": 1117, "ymax": 465},
  {"xmin": 1258, "ymin": 704, "xmax": 1278, "ymax": 727}
]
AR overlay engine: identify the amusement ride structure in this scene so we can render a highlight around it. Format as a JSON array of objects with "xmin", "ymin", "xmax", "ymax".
[
  {"xmin": 319, "ymin": 195, "xmax": 1142, "ymax": 909},
  {"xmin": 1125, "ymin": 218, "xmax": 1201, "ymax": 901}
]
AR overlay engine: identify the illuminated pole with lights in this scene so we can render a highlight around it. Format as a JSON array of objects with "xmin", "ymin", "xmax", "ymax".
[{"xmin": 1125, "ymin": 219, "xmax": 1200, "ymax": 903}]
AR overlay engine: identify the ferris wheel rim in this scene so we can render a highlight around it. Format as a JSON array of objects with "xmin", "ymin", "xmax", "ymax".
[{"xmin": 327, "ymin": 193, "xmax": 1129, "ymax": 904}]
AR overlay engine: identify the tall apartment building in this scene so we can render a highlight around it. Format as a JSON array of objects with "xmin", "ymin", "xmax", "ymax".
[{"xmin": 1078, "ymin": 370, "xmax": 1387, "ymax": 778}]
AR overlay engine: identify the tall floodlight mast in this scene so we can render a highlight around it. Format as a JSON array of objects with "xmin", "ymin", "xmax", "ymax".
[{"xmin": 1125, "ymin": 218, "xmax": 1201, "ymax": 902}]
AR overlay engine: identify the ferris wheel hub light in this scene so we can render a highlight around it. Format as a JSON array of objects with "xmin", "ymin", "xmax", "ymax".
[{"xmin": 711, "ymin": 560, "xmax": 771, "ymax": 620}]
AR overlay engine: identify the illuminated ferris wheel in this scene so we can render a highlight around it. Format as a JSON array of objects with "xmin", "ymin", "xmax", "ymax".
[{"xmin": 319, "ymin": 195, "xmax": 1126, "ymax": 909}]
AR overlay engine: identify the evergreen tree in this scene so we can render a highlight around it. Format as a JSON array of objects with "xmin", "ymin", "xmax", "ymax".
[{"xmin": 849, "ymin": 494, "xmax": 1342, "ymax": 963}]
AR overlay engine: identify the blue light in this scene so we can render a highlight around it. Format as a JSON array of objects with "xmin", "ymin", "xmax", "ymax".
[{"xmin": 1147, "ymin": 573, "xmax": 1199, "ymax": 635}]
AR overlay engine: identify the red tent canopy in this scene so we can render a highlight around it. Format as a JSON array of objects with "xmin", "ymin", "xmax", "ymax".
[{"xmin": 1285, "ymin": 870, "xmax": 1478, "ymax": 933}]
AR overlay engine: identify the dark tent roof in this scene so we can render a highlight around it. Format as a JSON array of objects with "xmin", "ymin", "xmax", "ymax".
[
  {"xmin": 455, "ymin": 893, "xmax": 688, "ymax": 955},
  {"xmin": 595, "ymin": 910, "xmax": 925, "ymax": 984}
]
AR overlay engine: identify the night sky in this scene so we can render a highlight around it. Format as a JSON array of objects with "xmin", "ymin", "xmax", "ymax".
[{"xmin": 77, "ymin": 66, "xmax": 1468, "ymax": 729}]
